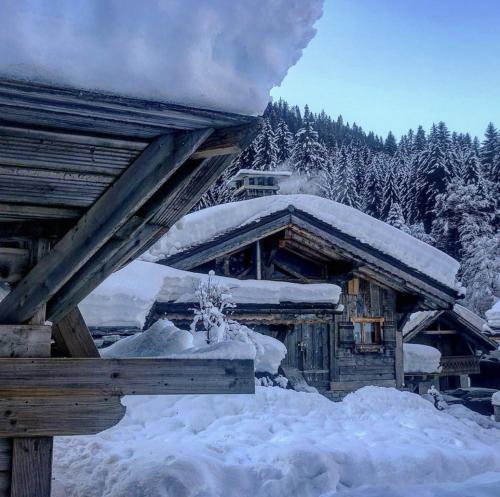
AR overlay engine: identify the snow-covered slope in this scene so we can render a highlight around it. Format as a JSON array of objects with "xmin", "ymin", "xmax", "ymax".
[
  {"xmin": 403, "ymin": 343, "xmax": 442, "ymax": 373},
  {"xmin": 53, "ymin": 386, "xmax": 500, "ymax": 497},
  {"xmin": 80, "ymin": 260, "xmax": 341, "ymax": 329},
  {"xmin": 0, "ymin": 1, "xmax": 322, "ymax": 115},
  {"xmin": 143, "ymin": 194, "xmax": 461, "ymax": 290}
]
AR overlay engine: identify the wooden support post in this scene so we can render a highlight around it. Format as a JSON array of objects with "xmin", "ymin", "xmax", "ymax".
[
  {"xmin": 255, "ymin": 240, "xmax": 262, "ymax": 280},
  {"xmin": 52, "ymin": 307, "xmax": 99, "ymax": 358},
  {"xmin": 7, "ymin": 239, "xmax": 53, "ymax": 497}
]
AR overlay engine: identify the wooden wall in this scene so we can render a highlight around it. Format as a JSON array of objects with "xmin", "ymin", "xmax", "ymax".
[{"xmin": 329, "ymin": 278, "xmax": 400, "ymax": 399}]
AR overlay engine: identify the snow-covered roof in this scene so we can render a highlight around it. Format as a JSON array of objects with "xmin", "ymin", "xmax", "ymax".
[
  {"xmin": 80, "ymin": 260, "xmax": 341, "ymax": 329},
  {"xmin": 1, "ymin": 1, "xmax": 322, "ymax": 115},
  {"xmin": 143, "ymin": 194, "xmax": 461, "ymax": 291},
  {"xmin": 403, "ymin": 343, "xmax": 441, "ymax": 374}
]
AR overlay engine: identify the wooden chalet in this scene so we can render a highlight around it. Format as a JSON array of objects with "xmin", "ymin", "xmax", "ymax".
[
  {"xmin": 148, "ymin": 193, "xmax": 462, "ymax": 399},
  {"xmin": 403, "ymin": 305, "xmax": 497, "ymax": 393},
  {"xmin": 0, "ymin": 79, "xmax": 259, "ymax": 496}
]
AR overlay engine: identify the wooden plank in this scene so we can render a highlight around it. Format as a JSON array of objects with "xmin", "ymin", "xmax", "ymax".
[
  {"xmin": 0, "ymin": 203, "xmax": 82, "ymax": 221},
  {"xmin": 52, "ymin": 307, "xmax": 99, "ymax": 358},
  {"xmin": 0, "ymin": 441, "xmax": 11, "ymax": 473},
  {"xmin": 10, "ymin": 438, "xmax": 52, "ymax": 497},
  {"xmin": 0, "ymin": 326, "xmax": 51, "ymax": 358},
  {"xmin": 0, "ymin": 79, "xmax": 255, "ymax": 139},
  {"xmin": 0, "ymin": 358, "xmax": 255, "ymax": 396},
  {"xmin": 0, "ymin": 128, "xmax": 213, "ymax": 324},
  {"xmin": 0, "ymin": 396, "xmax": 125, "ymax": 437},
  {"xmin": 190, "ymin": 124, "xmax": 251, "ymax": 159}
]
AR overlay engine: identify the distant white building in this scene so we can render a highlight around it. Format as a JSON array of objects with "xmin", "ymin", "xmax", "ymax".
[{"xmin": 228, "ymin": 169, "xmax": 291, "ymax": 199}]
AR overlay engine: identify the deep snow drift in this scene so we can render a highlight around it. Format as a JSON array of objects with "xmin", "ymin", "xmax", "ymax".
[
  {"xmin": 100, "ymin": 318, "xmax": 286, "ymax": 375},
  {"xmin": 142, "ymin": 194, "xmax": 461, "ymax": 290},
  {"xmin": 486, "ymin": 300, "xmax": 500, "ymax": 330},
  {"xmin": 53, "ymin": 386, "xmax": 500, "ymax": 497},
  {"xmin": 0, "ymin": 0, "xmax": 322, "ymax": 115}
]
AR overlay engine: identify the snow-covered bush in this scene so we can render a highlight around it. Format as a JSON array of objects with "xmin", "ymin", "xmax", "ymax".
[
  {"xmin": 191, "ymin": 270, "xmax": 235, "ymax": 345},
  {"xmin": 427, "ymin": 385, "xmax": 447, "ymax": 411}
]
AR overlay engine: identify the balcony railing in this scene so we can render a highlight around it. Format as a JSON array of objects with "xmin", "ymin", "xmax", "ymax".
[{"xmin": 440, "ymin": 355, "xmax": 480, "ymax": 376}]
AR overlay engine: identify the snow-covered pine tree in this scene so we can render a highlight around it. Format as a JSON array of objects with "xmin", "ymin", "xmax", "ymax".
[
  {"xmin": 253, "ymin": 118, "xmax": 279, "ymax": 171},
  {"xmin": 386, "ymin": 201, "xmax": 410, "ymax": 233},
  {"xmin": 460, "ymin": 232, "xmax": 500, "ymax": 317},
  {"xmin": 274, "ymin": 119, "xmax": 294, "ymax": 165},
  {"xmin": 384, "ymin": 131, "xmax": 398, "ymax": 156},
  {"xmin": 480, "ymin": 122, "xmax": 499, "ymax": 183},
  {"xmin": 414, "ymin": 122, "xmax": 452, "ymax": 231},
  {"xmin": 322, "ymin": 144, "xmax": 360, "ymax": 208},
  {"xmin": 432, "ymin": 178, "xmax": 495, "ymax": 259},
  {"xmin": 380, "ymin": 160, "xmax": 401, "ymax": 219},
  {"xmin": 290, "ymin": 118, "xmax": 326, "ymax": 177},
  {"xmin": 361, "ymin": 153, "xmax": 386, "ymax": 217}
]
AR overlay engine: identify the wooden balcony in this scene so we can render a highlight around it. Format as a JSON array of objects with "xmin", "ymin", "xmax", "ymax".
[{"xmin": 440, "ymin": 355, "xmax": 480, "ymax": 376}]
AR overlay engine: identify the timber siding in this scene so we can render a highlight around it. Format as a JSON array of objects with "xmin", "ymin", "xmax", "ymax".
[{"xmin": 329, "ymin": 278, "xmax": 400, "ymax": 399}]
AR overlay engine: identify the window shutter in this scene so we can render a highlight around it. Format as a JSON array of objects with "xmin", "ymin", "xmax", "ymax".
[{"xmin": 339, "ymin": 322, "xmax": 354, "ymax": 346}]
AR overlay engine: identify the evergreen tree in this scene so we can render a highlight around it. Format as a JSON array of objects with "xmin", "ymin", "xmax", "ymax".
[
  {"xmin": 253, "ymin": 118, "xmax": 278, "ymax": 171},
  {"xmin": 290, "ymin": 119, "xmax": 325, "ymax": 177},
  {"xmin": 361, "ymin": 154, "xmax": 385, "ymax": 217},
  {"xmin": 384, "ymin": 131, "xmax": 398, "ymax": 156},
  {"xmin": 386, "ymin": 202, "xmax": 410, "ymax": 233},
  {"xmin": 461, "ymin": 232, "xmax": 500, "ymax": 317},
  {"xmin": 480, "ymin": 122, "xmax": 500, "ymax": 183},
  {"xmin": 274, "ymin": 119, "xmax": 294, "ymax": 164},
  {"xmin": 381, "ymin": 161, "xmax": 401, "ymax": 219}
]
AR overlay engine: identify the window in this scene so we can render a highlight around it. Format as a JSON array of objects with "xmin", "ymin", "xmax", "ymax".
[{"xmin": 352, "ymin": 317, "xmax": 384, "ymax": 351}]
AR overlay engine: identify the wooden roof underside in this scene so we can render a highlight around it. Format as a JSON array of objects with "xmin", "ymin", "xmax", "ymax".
[
  {"xmin": 403, "ymin": 310, "xmax": 497, "ymax": 350},
  {"xmin": 0, "ymin": 79, "xmax": 258, "ymax": 324},
  {"xmin": 159, "ymin": 208, "xmax": 461, "ymax": 310}
]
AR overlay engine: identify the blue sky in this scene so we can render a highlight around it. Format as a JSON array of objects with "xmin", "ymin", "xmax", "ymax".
[{"xmin": 271, "ymin": 0, "xmax": 500, "ymax": 139}]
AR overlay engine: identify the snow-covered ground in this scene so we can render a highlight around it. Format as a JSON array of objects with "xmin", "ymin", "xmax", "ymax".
[
  {"xmin": 143, "ymin": 194, "xmax": 461, "ymax": 290},
  {"xmin": 53, "ymin": 386, "xmax": 500, "ymax": 497}
]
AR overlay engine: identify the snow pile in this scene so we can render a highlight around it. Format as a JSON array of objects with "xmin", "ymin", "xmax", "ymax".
[
  {"xmin": 0, "ymin": 1, "xmax": 323, "ymax": 115},
  {"xmin": 101, "ymin": 318, "xmax": 283, "ymax": 374},
  {"xmin": 486, "ymin": 301, "xmax": 500, "ymax": 330},
  {"xmin": 493, "ymin": 391, "xmax": 500, "ymax": 407},
  {"xmin": 53, "ymin": 386, "xmax": 500, "ymax": 497},
  {"xmin": 403, "ymin": 343, "xmax": 442, "ymax": 373},
  {"xmin": 80, "ymin": 260, "xmax": 341, "ymax": 329},
  {"xmin": 143, "ymin": 194, "xmax": 461, "ymax": 289},
  {"xmin": 156, "ymin": 265, "xmax": 341, "ymax": 305},
  {"xmin": 80, "ymin": 261, "xmax": 166, "ymax": 329}
]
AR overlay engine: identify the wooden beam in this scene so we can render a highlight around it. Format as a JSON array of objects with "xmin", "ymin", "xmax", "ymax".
[
  {"xmin": 51, "ymin": 307, "xmax": 99, "ymax": 358},
  {"xmin": 0, "ymin": 326, "xmax": 51, "ymax": 358},
  {"xmin": 190, "ymin": 124, "xmax": 252, "ymax": 159},
  {"xmin": 0, "ymin": 203, "xmax": 82, "ymax": 221},
  {"xmin": 47, "ymin": 125, "xmax": 259, "ymax": 323},
  {"xmin": 0, "ymin": 358, "xmax": 255, "ymax": 396},
  {"xmin": 0, "ymin": 128, "xmax": 213, "ymax": 324},
  {"xmin": 0, "ymin": 396, "xmax": 125, "ymax": 437},
  {"xmin": 10, "ymin": 438, "xmax": 52, "ymax": 497}
]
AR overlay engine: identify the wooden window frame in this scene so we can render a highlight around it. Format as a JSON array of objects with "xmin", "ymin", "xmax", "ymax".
[{"xmin": 352, "ymin": 317, "xmax": 384, "ymax": 352}]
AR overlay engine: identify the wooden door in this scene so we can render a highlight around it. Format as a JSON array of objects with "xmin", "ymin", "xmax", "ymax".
[{"xmin": 283, "ymin": 323, "xmax": 330, "ymax": 389}]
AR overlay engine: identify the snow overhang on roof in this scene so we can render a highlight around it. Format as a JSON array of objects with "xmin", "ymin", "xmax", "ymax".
[{"xmin": 81, "ymin": 261, "xmax": 342, "ymax": 329}]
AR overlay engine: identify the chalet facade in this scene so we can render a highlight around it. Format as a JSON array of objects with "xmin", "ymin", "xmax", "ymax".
[
  {"xmin": 145, "ymin": 193, "xmax": 462, "ymax": 399},
  {"xmin": 403, "ymin": 305, "xmax": 497, "ymax": 393}
]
